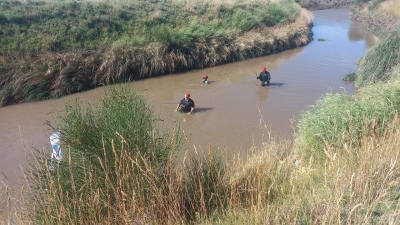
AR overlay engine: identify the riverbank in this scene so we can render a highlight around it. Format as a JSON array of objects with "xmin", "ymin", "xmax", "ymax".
[
  {"xmin": 350, "ymin": 0, "xmax": 400, "ymax": 36},
  {"xmin": 297, "ymin": 0, "xmax": 353, "ymax": 9},
  {"xmin": 0, "ymin": 0, "xmax": 312, "ymax": 107}
]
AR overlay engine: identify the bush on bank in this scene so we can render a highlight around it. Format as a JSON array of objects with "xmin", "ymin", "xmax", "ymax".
[
  {"xmin": 25, "ymin": 86, "xmax": 186, "ymax": 224},
  {"xmin": 355, "ymin": 30, "xmax": 400, "ymax": 87},
  {"xmin": 296, "ymin": 86, "xmax": 400, "ymax": 160},
  {"xmin": 0, "ymin": 0, "xmax": 311, "ymax": 107}
]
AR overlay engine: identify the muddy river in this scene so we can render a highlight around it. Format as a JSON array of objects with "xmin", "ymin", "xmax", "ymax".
[{"xmin": 0, "ymin": 7, "xmax": 375, "ymax": 203}]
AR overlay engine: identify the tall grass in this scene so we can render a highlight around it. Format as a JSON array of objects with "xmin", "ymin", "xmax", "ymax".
[
  {"xmin": 296, "ymin": 81, "xmax": 400, "ymax": 161},
  {"xmin": 355, "ymin": 28, "xmax": 400, "ymax": 87},
  {"xmin": 19, "ymin": 85, "xmax": 183, "ymax": 224},
  {"xmin": 193, "ymin": 114, "xmax": 400, "ymax": 224},
  {"xmin": 170, "ymin": 148, "xmax": 229, "ymax": 222},
  {"xmin": 0, "ymin": 0, "xmax": 300, "ymax": 54},
  {"xmin": 378, "ymin": 0, "xmax": 400, "ymax": 18},
  {"xmin": 5, "ymin": 123, "xmax": 400, "ymax": 224}
]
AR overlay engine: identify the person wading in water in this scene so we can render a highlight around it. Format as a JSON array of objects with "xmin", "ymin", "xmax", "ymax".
[
  {"xmin": 257, "ymin": 66, "xmax": 271, "ymax": 86},
  {"xmin": 175, "ymin": 92, "xmax": 195, "ymax": 115},
  {"xmin": 202, "ymin": 75, "xmax": 209, "ymax": 85}
]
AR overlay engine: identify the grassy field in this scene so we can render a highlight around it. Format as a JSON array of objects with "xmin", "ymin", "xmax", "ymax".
[
  {"xmin": 1, "ymin": 0, "xmax": 400, "ymax": 224},
  {"xmin": 0, "ymin": 0, "xmax": 299, "ymax": 53},
  {"xmin": 378, "ymin": 0, "xmax": 400, "ymax": 17}
]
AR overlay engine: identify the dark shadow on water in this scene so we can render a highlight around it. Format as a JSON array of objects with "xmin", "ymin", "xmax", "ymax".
[
  {"xmin": 203, "ymin": 80, "xmax": 214, "ymax": 85},
  {"xmin": 269, "ymin": 82, "xmax": 284, "ymax": 87},
  {"xmin": 176, "ymin": 107, "xmax": 213, "ymax": 114},
  {"xmin": 195, "ymin": 107, "xmax": 213, "ymax": 113},
  {"xmin": 259, "ymin": 82, "xmax": 284, "ymax": 87}
]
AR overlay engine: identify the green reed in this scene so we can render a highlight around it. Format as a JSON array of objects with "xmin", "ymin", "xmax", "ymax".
[{"xmin": 355, "ymin": 28, "xmax": 400, "ymax": 88}]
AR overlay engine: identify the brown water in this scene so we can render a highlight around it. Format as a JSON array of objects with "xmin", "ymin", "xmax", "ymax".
[{"xmin": 0, "ymin": 8, "xmax": 375, "ymax": 215}]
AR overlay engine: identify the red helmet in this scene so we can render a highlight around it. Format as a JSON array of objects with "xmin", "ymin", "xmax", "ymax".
[
  {"xmin": 185, "ymin": 92, "xmax": 190, "ymax": 98},
  {"xmin": 262, "ymin": 66, "xmax": 266, "ymax": 72},
  {"xmin": 203, "ymin": 75, "xmax": 208, "ymax": 79}
]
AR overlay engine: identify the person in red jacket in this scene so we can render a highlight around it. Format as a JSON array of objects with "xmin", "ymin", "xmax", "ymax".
[{"xmin": 202, "ymin": 75, "xmax": 209, "ymax": 85}]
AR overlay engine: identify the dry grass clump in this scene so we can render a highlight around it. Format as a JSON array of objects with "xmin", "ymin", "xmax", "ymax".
[
  {"xmin": 23, "ymin": 146, "xmax": 187, "ymax": 224},
  {"xmin": 311, "ymin": 116, "xmax": 400, "ymax": 224},
  {"xmin": 0, "ymin": 172, "xmax": 22, "ymax": 225},
  {"xmin": 351, "ymin": 0, "xmax": 400, "ymax": 36},
  {"xmin": 199, "ymin": 116, "xmax": 400, "ymax": 224},
  {"xmin": 228, "ymin": 138, "xmax": 294, "ymax": 209},
  {"xmin": 377, "ymin": 0, "xmax": 400, "ymax": 18},
  {"xmin": 296, "ymin": 0, "xmax": 353, "ymax": 9},
  {"xmin": 173, "ymin": 0, "xmax": 277, "ymax": 7},
  {"xmin": 13, "ymin": 142, "xmax": 229, "ymax": 224},
  {"xmin": 97, "ymin": 40, "xmax": 237, "ymax": 84},
  {"xmin": 235, "ymin": 8, "xmax": 313, "ymax": 56}
]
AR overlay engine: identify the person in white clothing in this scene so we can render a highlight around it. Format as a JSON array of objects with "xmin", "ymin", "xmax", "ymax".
[{"xmin": 50, "ymin": 131, "xmax": 63, "ymax": 163}]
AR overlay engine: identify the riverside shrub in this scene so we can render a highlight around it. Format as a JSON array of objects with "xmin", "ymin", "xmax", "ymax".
[
  {"xmin": 26, "ymin": 85, "xmax": 182, "ymax": 224},
  {"xmin": 297, "ymin": 85, "xmax": 400, "ymax": 161},
  {"xmin": 355, "ymin": 29, "xmax": 400, "ymax": 87}
]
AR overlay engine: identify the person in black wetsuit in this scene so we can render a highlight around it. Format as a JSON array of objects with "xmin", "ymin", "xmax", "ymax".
[
  {"xmin": 175, "ymin": 92, "xmax": 195, "ymax": 115},
  {"xmin": 257, "ymin": 66, "xmax": 271, "ymax": 86}
]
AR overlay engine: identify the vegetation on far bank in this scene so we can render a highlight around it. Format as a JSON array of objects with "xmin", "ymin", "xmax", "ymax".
[
  {"xmin": 350, "ymin": 0, "xmax": 400, "ymax": 36},
  {"xmin": 0, "ymin": 0, "xmax": 311, "ymax": 107},
  {"xmin": 0, "ymin": 0, "xmax": 301, "ymax": 53}
]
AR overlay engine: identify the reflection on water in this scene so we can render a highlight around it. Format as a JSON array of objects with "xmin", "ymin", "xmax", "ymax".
[
  {"xmin": 0, "ymin": 9, "xmax": 375, "ymax": 211},
  {"xmin": 348, "ymin": 22, "xmax": 377, "ymax": 47},
  {"xmin": 256, "ymin": 84, "xmax": 271, "ymax": 102}
]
